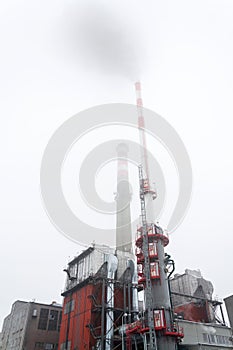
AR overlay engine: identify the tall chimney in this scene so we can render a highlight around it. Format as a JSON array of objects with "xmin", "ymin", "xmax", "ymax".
[{"xmin": 115, "ymin": 143, "xmax": 132, "ymax": 253}]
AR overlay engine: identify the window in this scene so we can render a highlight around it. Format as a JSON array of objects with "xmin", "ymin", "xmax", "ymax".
[
  {"xmin": 48, "ymin": 310, "xmax": 58, "ymax": 331},
  {"xmin": 35, "ymin": 344, "xmax": 56, "ymax": 350},
  {"xmin": 203, "ymin": 333, "xmax": 231, "ymax": 345},
  {"xmin": 38, "ymin": 309, "xmax": 49, "ymax": 330},
  {"xmin": 60, "ymin": 341, "xmax": 71, "ymax": 350},
  {"xmin": 222, "ymin": 335, "xmax": 231, "ymax": 345},
  {"xmin": 216, "ymin": 335, "xmax": 224, "ymax": 344},
  {"xmin": 209, "ymin": 334, "xmax": 216, "ymax": 343},
  {"xmin": 149, "ymin": 242, "xmax": 157, "ymax": 257},
  {"xmin": 32, "ymin": 309, "xmax": 37, "ymax": 317},
  {"xmin": 154, "ymin": 310, "xmax": 165, "ymax": 329},
  {"xmin": 203, "ymin": 333, "xmax": 210, "ymax": 343},
  {"xmin": 137, "ymin": 264, "xmax": 143, "ymax": 275},
  {"xmin": 150, "ymin": 262, "xmax": 160, "ymax": 278}
]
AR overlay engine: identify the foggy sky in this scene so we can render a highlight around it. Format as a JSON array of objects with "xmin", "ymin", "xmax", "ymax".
[{"xmin": 1, "ymin": 0, "xmax": 233, "ymax": 328}]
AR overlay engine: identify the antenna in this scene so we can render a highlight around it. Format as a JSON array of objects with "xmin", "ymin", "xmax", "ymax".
[
  {"xmin": 135, "ymin": 81, "xmax": 157, "ymax": 224},
  {"xmin": 135, "ymin": 81, "xmax": 152, "ymax": 190},
  {"xmin": 133, "ymin": 82, "xmax": 183, "ymax": 349}
]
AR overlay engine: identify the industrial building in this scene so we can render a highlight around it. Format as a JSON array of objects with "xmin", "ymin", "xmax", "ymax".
[
  {"xmin": 169, "ymin": 270, "xmax": 233, "ymax": 349},
  {"xmin": 59, "ymin": 244, "xmax": 137, "ymax": 349},
  {"xmin": 58, "ymin": 83, "xmax": 184, "ymax": 349},
  {"xmin": 171, "ymin": 269, "xmax": 220, "ymax": 324},
  {"xmin": 176, "ymin": 320, "xmax": 233, "ymax": 350},
  {"xmin": 59, "ymin": 248, "xmax": 233, "ymax": 350},
  {"xmin": 0, "ymin": 300, "xmax": 62, "ymax": 350},
  {"xmin": 57, "ymin": 82, "xmax": 233, "ymax": 349},
  {"xmin": 224, "ymin": 296, "xmax": 233, "ymax": 329}
]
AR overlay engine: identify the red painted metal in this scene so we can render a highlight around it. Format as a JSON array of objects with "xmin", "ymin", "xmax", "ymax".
[
  {"xmin": 59, "ymin": 284, "xmax": 95, "ymax": 350},
  {"xmin": 58, "ymin": 280, "xmax": 129, "ymax": 350},
  {"xmin": 174, "ymin": 302, "xmax": 211, "ymax": 323},
  {"xmin": 136, "ymin": 228, "xmax": 169, "ymax": 248}
]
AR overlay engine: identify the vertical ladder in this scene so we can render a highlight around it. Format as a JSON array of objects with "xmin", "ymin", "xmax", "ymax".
[{"xmin": 138, "ymin": 166, "xmax": 157, "ymax": 350}]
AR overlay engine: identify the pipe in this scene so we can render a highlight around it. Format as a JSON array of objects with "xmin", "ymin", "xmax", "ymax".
[
  {"xmin": 123, "ymin": 283, "xmax": 127, "ymax": 314},
  {"xmin": 105, "ymin": 254, "xmax": 118, "ymax": 350},
  {"xmin": 101, "ymin": 278, "xmax": 106, "ymax": 349},
  {"xmin": 126, "ymin": 259, "xmax": 139, "ymax": 320},
  {"xmin": 131, "ymin": 260, "xmax": 139, "ymax": 319},
  {"xmin": 166, "ymin": 258, "xmax": 175, "ymax": 280},
  {"xmin": 122, "ymin": 313, "xmax": 127, "ymax": 350},
  {"xmin": 128, "ymin": 283, "xmax": 132, "ymax": 322},
  {"xmin": 166, "ymin": 258, "xmax": 176, "ymax": 328}
]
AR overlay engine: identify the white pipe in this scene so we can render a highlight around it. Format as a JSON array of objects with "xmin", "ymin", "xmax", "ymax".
[
  {"xmin": 127, "ymin": 259, "xmax": 139, "ymax": 317},
  {"xmin": 105, "ymin": 254, "xmax": 118, "ymax": 350}
]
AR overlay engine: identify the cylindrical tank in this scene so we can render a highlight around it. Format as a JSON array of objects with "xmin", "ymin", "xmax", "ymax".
[{"xmin": 136, "ymin": 224, "xmax": 179, "ymax": 350}]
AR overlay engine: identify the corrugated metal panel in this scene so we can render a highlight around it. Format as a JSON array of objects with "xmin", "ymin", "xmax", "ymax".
[
  {"xmin": 59, "ymin": 284, "xmax": 94, "ymax": 350},
  {"xmin": 64, "ymin": 245, "xmax": 118, "ymax": 293},
  {"xmin": 171, "ymin": 270, "xmax": 214, "ymax": 308},
  {"xmin": 224, "ymin": 295, "xmax": 233, "ymax": 329}
]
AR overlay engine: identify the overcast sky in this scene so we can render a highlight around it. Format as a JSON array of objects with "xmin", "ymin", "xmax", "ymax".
[{"xmin": 1, "ymin": 0, "xmax": 233, "ymax": 328}]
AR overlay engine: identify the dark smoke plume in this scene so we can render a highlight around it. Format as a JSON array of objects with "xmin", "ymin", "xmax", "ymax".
[{"xmin": 60, "ymin": 1, "xmax": 143, "ymax": 80}]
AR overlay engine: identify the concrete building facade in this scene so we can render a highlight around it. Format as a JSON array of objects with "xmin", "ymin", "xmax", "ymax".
[{"xmin": 0, "ymin": 300, "xmax": 62, "ymax": 350}]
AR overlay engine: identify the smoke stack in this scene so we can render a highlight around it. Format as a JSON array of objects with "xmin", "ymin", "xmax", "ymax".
[{"xmin": 115, "ymin": 143, "xmax": 132, "ymax": 253}]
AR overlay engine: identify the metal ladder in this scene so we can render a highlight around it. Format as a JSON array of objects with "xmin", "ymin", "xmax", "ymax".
[{"xmin": 138, "ymin": 166, "xmax": 157, "ymax": 350}]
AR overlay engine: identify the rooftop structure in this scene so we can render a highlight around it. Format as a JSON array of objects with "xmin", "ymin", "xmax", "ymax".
[
  {"xmin": 170, "ymin": 269, "xmax": 226, "ymax": 324},
  {"xmin": 171, "ymin": 269, "xmax": 214, "ymax": 305}
]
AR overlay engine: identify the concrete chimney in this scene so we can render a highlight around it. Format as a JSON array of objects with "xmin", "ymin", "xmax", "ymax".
[{"xmin": 115, "ymin": 143, "xmax": 133, "ymax": 254}]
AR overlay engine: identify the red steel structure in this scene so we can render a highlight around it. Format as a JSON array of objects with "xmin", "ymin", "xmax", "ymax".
[
  {"xmin": 58, "ymin": 246, "xmax": 137, "ymax": 350},
  {"xmin": 59, "ymin": 284, "xmax": 94, "ymax": 349}
]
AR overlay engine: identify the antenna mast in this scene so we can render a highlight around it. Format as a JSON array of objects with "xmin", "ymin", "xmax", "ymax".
[
  {"xmin": 134, "ymin": 82, "xmax": 183, "ymax": 350},
  {"xmin": 135, "ymin": 82, "xmax": 153, "ymax": 191}
]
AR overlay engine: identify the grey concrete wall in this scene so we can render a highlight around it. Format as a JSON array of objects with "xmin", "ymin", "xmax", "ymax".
[
  {"xmin": 23, "ymin": 302, "xmax": 62, "ymax": 350},
  {"xmin": 177, "ymin": 319, "xmax": 233, "ymax": 349},
  {"xmin": 0, "ymin": 301, "xmax": 62, "ymax": 350},
  {"xmin": 1, "ymin": 300, "xmax": 29, "ymax": 350}
]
